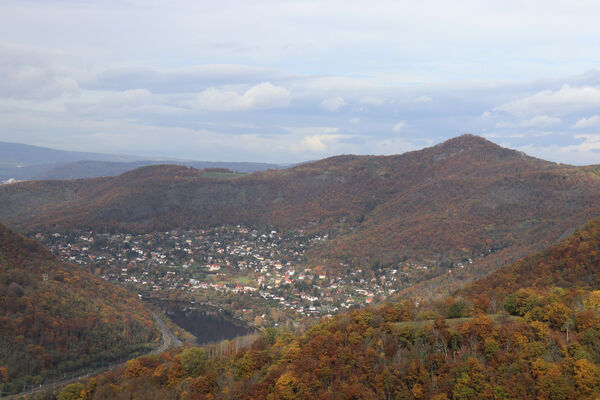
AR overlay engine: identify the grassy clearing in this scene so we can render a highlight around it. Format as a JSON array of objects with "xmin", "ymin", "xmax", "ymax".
[{"xmin": 234, "ymin": 276, "xmax": 253, "ymax": 285}]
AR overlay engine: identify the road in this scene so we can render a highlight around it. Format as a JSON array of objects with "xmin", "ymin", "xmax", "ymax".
[
  {"xmin": 152, "ymin": 311, "xmax": 182, "ymax": 352},
  {"xmin": 1, "ymin": 313, "xmax": 181, "ymax": 399}
]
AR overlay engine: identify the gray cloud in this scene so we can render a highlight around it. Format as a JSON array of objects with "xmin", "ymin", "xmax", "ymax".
[{"xmin": 0, "ymin": 44, "xmax": 79, "ymax": 99}]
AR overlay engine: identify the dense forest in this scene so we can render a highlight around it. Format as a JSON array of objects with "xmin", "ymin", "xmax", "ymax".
[
  {"xmin": 0, "ymin": 223, "xmax": 160, "ymax": 395},
  {"xmin": 2, "ymin": 135, "xmax": 600, "ymax": 279},
  {"xmin": 55, "ymin": 215, "xmax": 600, "ymax": 399}
]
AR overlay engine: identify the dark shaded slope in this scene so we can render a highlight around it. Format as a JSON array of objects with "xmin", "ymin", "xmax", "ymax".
[
  {"xmin": 460, "ymin": 215, "xmax": 600, "ymax": 308},
  {"xmin": 0, "ymin": 223, "xmax": 160, "ymax": 394}
]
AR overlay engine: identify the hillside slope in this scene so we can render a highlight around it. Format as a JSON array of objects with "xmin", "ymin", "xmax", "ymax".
[
  {"xmin": 68, "ymin": 214, "xmax": 600, "ymax": 400},
  {"xmin": 460, "ymin": 215, "xmax": 600, "ymax": 311},
  {"xmin": 0, "ymin": 223, "xmax": 160, "ymax": 394},
  {"xmin": 2, "ymin": 135, "xmax": 600, "ymax": 273}
]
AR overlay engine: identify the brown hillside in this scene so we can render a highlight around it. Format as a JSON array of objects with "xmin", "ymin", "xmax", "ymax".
[
  {"xmin": 1, "ymin": 134, "xmax": 600, "ymax": 272},
  {"xmin": 460, "ymin": 215, "xmax": 600, "ymax": 309},
  {"xmin": 0, "ymin": 223, "xmax": 159, "ymax": 392}
]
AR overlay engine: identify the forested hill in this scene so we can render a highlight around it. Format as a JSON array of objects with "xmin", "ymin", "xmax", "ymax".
[
  {"xmin": 460, "ymin": 215, "xmax": 600, "ymax": 311},
  {"xmin": 2, "ymin": 134, "xmax": 600, "ymax": 272},
  {"xmin": 0, "ymin": 223, "xmax": 160, "ymax": 394}
]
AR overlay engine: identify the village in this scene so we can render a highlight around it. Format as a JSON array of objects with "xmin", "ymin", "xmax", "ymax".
[{"xmin": 36, "ymin": 226, "xmax": 435, "ymax": 327}]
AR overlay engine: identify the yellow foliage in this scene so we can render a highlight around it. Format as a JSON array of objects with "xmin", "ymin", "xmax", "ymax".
[
  {"xmin": 529, "ymin": 321, "xmax": 550, "ymax": 341},
  {"xmin": 282, "ymin": 341, "xmax": 301, "ymax": 363},
  {"xmin": 124, "ymin": 359, "xmax": 150, "ymax": 379},
  {"xmin": 275, "ymin": 371, "xmax": 300, "ymax": 400},
  {"xmin": 584, "ymin": 291, "xmax": 600, "ymax": 311},
  {"xmin": 574, "ymin": 358, "xmax": 600, "ymax": 397},
  {"xmin": 411, "ymin": 383, "xmax": 425, "ymax": 399},
  {"xmin": 531, "ymin": 358, "xmax": 547, "ymax": 379}
]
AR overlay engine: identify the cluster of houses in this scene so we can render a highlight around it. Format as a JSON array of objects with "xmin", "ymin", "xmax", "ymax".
[{"xmin": 38, "ymin": 226, "xmax": 405, "ymax": 325}]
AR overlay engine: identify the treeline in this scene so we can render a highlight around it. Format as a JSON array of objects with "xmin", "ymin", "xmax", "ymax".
[{"xmin": 63, "ymin": 292, "xmax": 600, "ymax": 399}]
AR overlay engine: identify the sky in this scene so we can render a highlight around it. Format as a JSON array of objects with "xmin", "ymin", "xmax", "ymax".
[{"xmin": 1, "ymin": 1, "xmax": 600, "ymax": 164}]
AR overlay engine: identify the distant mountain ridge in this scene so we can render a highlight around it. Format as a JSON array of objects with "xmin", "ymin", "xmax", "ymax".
[
  {"xmin": 0, "ymin": 141, "xmax": 281, "ymax": 181},
  {"xmin": 2, "ymin": 134, "xmax": 600, "ymax": 278},
  {"xmin": 0, "ymin": 141, "xmax": 143, "ymax": 166}
]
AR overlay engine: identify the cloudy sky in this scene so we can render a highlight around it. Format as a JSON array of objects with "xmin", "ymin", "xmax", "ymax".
[{"xmin": 1, "ymin": 0, "xmax": 600, "ymax": 164}]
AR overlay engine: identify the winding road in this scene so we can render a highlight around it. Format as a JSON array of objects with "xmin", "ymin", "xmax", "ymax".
[
  {"xmin": 152, "ymin": 311, "xmax": 182, "ymax": 352},
  {"xmin": 1, "ymin": 313, "xmax": 181, "ymax": 399}
]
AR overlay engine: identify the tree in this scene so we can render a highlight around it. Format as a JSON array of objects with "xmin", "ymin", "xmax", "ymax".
[
  {"xmin": 57, "ymin": 383, "xmax": 85, "ymax": 400},
  {"xmin": 573, "ymin": 358, "xmax": 600, "ymax": 398},
  {"xmin": 447, "ymin": 300, "xmax": 468, "ymax": 318},
  {"xmin": 275, "ymin": 371, "xmax": 300, "ymax": 400},
  {"xmin": 179, "ymin": 347, "xmax": 206, "ymax": 376}
]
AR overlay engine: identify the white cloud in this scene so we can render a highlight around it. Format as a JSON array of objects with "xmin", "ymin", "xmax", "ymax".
[
  {"xmin": 320, "ymin": 96, "xmax": 346, "ymax": 112},
  {"xmin": 349, "ymin": 117, "xmax": 360, "ymax": 124},
  {"xmin": 519, "ymin": 115, "xmax": 561, "ymax": 128},
  {"xmin": 297, "ymin": 135, "xmax": 329, "ymax": 151},
  {"xmin": 414, "ymin": 95, "xmax": 432, "ymax": 103},
  {"xmin": 285, "ymin": 127, "xmax": 347, "ymax": 152},
  {"xmin": 294, "ymin": 131, "xmax": 345, "ymax": 152},
  {"xmin": 572, "ymin": 115, "xmax": 600, "ymax": 129},
  {"xmin": 494, "ymin": 84, "xmax": 600, "ymax": 117},
  {"xmin": 393, "ymin": 121, "xmax": 407, "ymax": 133},
  {"xmin": 516, "ymin": 134, "xmax": 600, "ymax": 165},
  {"xmin": 238, "ymin": 82, "xmax": 291, "ymax": 109},
  {"xmin": 191, "ymin": 82, "xmax": 290, "ymax": 112},
  {"xmin": 85, "ymin": 64, "xmax": 282, "ymax": 93}
]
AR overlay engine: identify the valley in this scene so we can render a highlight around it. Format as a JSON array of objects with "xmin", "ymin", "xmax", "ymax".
[
  {"xmin": 35, "ymin": 224, "xmax": 493, "ymax": 329},
  {"xmin": 52, "ymin": 215, "xmax": 600, "ymax": 399},
  {"xmin": 4, "ymin": 1, "xmax": 600, "ymax": 397},
  {"xmin": 2, "ymin": 135, "xmax": 600, "ymax": 399},
  {"xmin": 35, "ymin": 226, "xmax": 399, "ymax": 326}
]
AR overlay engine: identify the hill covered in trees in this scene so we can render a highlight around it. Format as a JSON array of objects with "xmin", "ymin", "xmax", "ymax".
[
  {"xmin": 2, "ymin": 134, "xmax": 600, "ymax": 276},
  {"xmin": 460, "ymin": 215, "xmax": 600, "ymax": 313},
  {"xmin": 0, "ymin": 223, "xmax": 160, "ymax": 395},
  {"xmin": 64, "ymin": 213, "xmax": 600, "ymax": 399}
]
